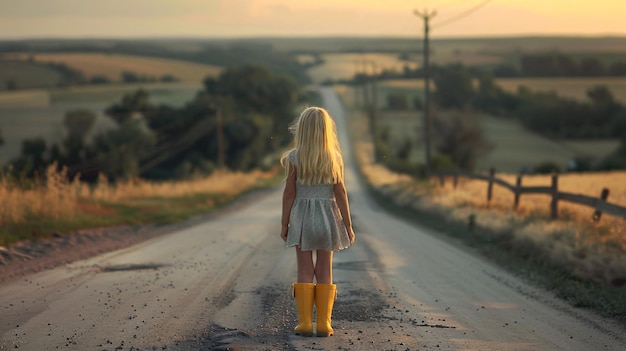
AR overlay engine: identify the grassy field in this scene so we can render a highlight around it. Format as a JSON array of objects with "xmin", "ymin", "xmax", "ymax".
[
  {"xmin": 0, "ymin": 165, "xmax": 279, "ymax": 246},
  {"xmin": 0, "ymin": 60, "xmax": 64, "ymax": 90},
  {"xmin": 5, "ymin": 53, "xmax": 222, "ymax": 83},
  {"xmin": 377, "ymin": 111, "xmax": 593, "ymax": 173}
]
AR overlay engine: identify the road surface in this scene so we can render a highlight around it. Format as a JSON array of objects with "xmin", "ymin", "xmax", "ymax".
[{"xmin": 1, "ymin": 87, "xmax": 624, "ymax": 350}]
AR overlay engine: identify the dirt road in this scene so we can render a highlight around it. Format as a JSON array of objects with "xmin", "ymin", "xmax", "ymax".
[{"xmin": 1, "ymin": 88, "xmax": 624, "ymax": 350}]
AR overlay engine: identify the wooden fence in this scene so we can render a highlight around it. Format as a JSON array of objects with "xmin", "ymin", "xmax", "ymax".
[{"xmin": 434, "ymin": 168, "xmax": 626, "ymax": 222}]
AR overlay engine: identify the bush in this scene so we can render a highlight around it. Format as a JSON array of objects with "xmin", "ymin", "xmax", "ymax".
[
  {"xmin": 90, "ymin": 75, "xmax": 111, "ymax": 84},
  {"xmin": 395, "ymin": 138, "xmax": 412, "ymax": 161},
  {"xmin": 412, "ymin": 95, "xmax": 423, "ymax": 110},
  {"xmin": 383, "ymin": 159, "xmax": 423, "ymax": 177},
  {"xmin": 532, "ymin": 161, "xmax": 562, "ymax": 174},
  {"xmin": 431, "ymin": 154, "xmax": 456, "ymax": 170},
  {"xmin": 386, "ymin": 93, "xmax": 409, "ymax": 110}
]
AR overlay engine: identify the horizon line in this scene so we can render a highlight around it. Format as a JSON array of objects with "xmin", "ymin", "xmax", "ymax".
[{"xmin": 2, "ymin": 33, "xmax": 626, "ymax": 42}]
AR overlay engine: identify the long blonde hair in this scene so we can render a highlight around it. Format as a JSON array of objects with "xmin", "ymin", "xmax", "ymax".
[{"xmin": 281, "ymin": 107, "xmax": 344, "ymax": 185}]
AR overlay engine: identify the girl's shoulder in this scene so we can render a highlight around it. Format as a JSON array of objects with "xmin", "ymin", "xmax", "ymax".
[{"xmin": 288, "ymin": 149, "xmax": 297, "ymax": 164}]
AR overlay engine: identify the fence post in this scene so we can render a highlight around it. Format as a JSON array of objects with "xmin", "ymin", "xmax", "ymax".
[
  {"xmin": 439, "ymin": 173, "xmax": 445, "ymax": 186},
  {"xmin": 453, "ymin": 172, "xmax": 458, "ymax": 189},
  {"xmin": 514, "ymin": 174, "xmax": 522, "ymax": 209},
  {"xmin": 550, "ymin": 173, "xmax": 559, "ymax": 219},
  {"xmin": 592, "ymin": 188, "xmax": 610, "ymax": 222},
  {"xmin": 487, "ymin": 167, "xmax": 495, "ymax": 204}
]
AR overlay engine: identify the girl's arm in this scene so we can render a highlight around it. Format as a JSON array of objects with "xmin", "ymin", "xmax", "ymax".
[
  {"xmin": 333, "ymin": 179, "xmax": 355, "ymax": 244},
  {"xmin": 280, "ymin": 162, "xmax": 297, "ymax": 241}
]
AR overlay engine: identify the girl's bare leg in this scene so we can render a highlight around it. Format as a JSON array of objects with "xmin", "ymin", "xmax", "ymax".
[
  {"xmin": 314, "ymin": 250, "xmax": 333, "ymax": 284},
  {"xmin": 296, "ymin": 246, "xmax": 315, "ymax": 283}
]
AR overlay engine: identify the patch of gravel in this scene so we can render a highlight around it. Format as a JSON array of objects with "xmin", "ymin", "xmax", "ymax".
[{"xmin": 0, "ymin": 224, "xmax": 180, "ymax": 284}]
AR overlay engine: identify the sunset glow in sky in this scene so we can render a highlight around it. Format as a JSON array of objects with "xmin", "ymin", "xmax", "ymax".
[{"xmin": 1, "ymin": 0, "xmax": 624, "ymax": 39}]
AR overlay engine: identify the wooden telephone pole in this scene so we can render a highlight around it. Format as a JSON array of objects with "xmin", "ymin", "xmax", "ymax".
[
  {"xmin": 216, "ymin": 103, "xmax": 225, "ymax": 169},
  {"xmin": 414, "ymin": 9, "xmax": 436, "ymax": 178}
]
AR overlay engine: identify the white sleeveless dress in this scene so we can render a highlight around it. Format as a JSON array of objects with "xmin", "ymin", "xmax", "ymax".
[{"xmin": 285, "ymin": 150, "xmax": 352, "ymax": 252}]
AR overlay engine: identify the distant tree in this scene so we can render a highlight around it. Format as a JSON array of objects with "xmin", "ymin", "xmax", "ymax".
[
  {"xmin": 90, "ymin": 119, "xmax": 157, "ymax": 179},
  {"xmin": 587, "ymin": 86, "xmax": 615, "ymax": 106},
  {"xmin": 395, "ymin": 138, "xmax": 412, "ymax": 161},
  {"xmin": 432, "ymin": 113, "xmax": 492, "ymax": 171},
  {"xmin": 521, "ymin": 54, "xmax": 579, "ymax": 76},
  {"xmin": 121, "ymin": 71, "xmax": 141, "ymax": 83},
  {"xmin": 64, "ymin": 109, "xmax": 97, "ymax": 141},
  {"xmin": 532, "ymin": 161, "xmax": 562, "ymax": 174},
  {"xmin": 0, "ymin": 129, "xmax": 3, "ymax": 146},
  {"xmin": 492, "ymin": 64, "xmax": 519, "ymax": 77},
  {"xmin": 433, "ymin": 65, "xmax": 475, "ymax": 108},
  {"xmin": 472, "ymin": 75, "xmax": 520, "ymax": 116},
  {"xmin": 608, "ymin": 62, "xmax": 626, "ymax": 76},
  {"xmin": 160, "ymin": 74, "xmax": 179, "ymax": 82},
  {"xmin": 105, "ymin": 89, "xmax": 152, "ymax": 125},
  {"xmin": 89, "ymin": 75, "xmax": 111, "ymax": 84},
  {"xmin": 412, "ymin": 95, "xmax": 423, "ymax": 110},
  {"xmin": 6, "ymin": 79, "xmax": 17, "ymax": 91},
  {"xmin": 386, "ymin": 93, "xmax": 409, "ymax": 110},
  {"xmin": 203, "ymin": 65, "xmax": 298, "ymax": 145},
  {"xmin": 10, "ymin": 138, "xmax": 48, "ymax": 177},
  {"xmin": 580, "ymin": 58, "xmax": 606, "ymax": 76}
]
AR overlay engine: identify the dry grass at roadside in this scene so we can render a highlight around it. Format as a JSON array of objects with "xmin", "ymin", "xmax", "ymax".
[
  {"xmin": 344, "ymin": 90, "xmax": 626, "ymax": 288},
  {"xmin": 0, "ymin": 164, "xmax": 277, "ymax": 245},
  {"xmin": 427, "ymin": 174, "xmax": 626, "ymax": 285}
]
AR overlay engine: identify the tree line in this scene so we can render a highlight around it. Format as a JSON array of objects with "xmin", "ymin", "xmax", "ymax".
[{"xmin": 4, "ymin": 65, "xmax": 304, "ymax": 182}]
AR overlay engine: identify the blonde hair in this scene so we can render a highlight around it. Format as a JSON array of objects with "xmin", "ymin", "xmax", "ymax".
[{"xmin": 281, "ymin": 107, "xmax": 344, "ymax": 185}]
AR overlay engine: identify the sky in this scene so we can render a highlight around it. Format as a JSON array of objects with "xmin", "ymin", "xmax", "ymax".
[{"xmin": 0, "ymin": 0, "xmax": 625, "ymax": 39}]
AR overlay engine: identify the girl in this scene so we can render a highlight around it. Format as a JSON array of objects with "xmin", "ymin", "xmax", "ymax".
[{"xmin": 280, "ymin": 106, "xmax": 356, "ymax": 337}]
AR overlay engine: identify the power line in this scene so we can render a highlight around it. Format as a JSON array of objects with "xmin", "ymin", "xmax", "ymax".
[
  {"xmin": 432, "ymin": 0, "xmax": 493, "ymax": 29},
  {"xmin": 413, "ymin": 0, "xmax": 493, "ymax": 178},
  {"xmin": 414, "ymin": 9, "xmax": 437, "ymax": 178}
]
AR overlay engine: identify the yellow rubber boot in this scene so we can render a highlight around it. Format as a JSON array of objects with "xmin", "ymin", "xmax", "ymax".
[
  {"xmin": 292, "ymin": 283, "xmax": 315, "ymax": 336},
  {"xmin": 315, "ymin": 284, "xmax": 336, "ymax": 337}
]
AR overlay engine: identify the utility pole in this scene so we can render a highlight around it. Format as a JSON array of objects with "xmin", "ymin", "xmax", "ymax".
[
  {"xmin": 414, "ymin": 9, "xmax": 436, "ymax": 178},
  {"xmin": 353, "ymin": 60, "xmax": 361, "ymax": 108},
  {"xmin": 369, "ymin": 60, "xmax": 379, "ymax": 157},
  {"xmin": 216, "ymin": 103, "xmax": 225, "ymax": 169}
]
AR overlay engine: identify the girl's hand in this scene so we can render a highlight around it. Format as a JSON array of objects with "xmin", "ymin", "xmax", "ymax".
[
  {"xmin": 280, "ymin": 225, "xmax": 289, "ymax": 241},
  {"xmin": 347, "ymin": 226, "xmax": 355, "ymax": 245}
]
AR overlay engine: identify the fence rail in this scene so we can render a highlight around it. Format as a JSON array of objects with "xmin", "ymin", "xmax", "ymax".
[{"xmin": 434, "ymin": 168, "xmax": 626, "ymax": 222}]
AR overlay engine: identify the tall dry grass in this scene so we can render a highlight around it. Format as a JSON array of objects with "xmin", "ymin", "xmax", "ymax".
[
  {"xmin": 427, "ymin": 174, "xmax": 626, "ymax": 284},
  {"xmin": 0, "ymin": 165, "xmax": 79, "ymax": 226},
  {"xmin": 0, "ymin": 164, "xmax": 275, "ymax": 227},
  {"xmin": 84, "ymin": 169, "xmax": 274, "ymax": 202}
]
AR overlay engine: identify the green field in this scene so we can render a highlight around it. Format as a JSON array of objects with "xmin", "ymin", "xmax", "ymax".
[
  {"xmin": 0, "ymin": 60, "xmax": 64, "ymax": 91},
  {"xmin": 378, "ymin": 111, "xmax": 619, "ymax": 173}
]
